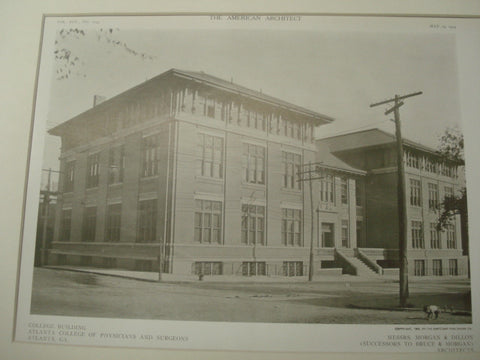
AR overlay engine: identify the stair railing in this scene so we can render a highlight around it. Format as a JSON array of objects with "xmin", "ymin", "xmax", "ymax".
[{"xmin": 355, "ymin": 248, "xmax": 383, "ymax": 275}]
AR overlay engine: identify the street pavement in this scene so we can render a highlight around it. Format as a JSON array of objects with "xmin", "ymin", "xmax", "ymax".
[{"xmin": 31, "ymin": 267, "xmax": 472, "ymax": 324}]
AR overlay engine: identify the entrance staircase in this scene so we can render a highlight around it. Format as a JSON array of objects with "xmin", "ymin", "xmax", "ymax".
[{"xmin": 335, "ymin": 249, "xmax": 383, "ymax": 278}]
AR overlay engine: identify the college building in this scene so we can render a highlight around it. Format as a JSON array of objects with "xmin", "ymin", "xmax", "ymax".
[{"xmin": 45, "ymin": 68, "xmax": 468, "ymax": 277}]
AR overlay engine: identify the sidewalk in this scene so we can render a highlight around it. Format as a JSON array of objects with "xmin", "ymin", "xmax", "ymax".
[
  {"xmin": 45, "ymin": 266, "xmax": 470, "ymax": 286},
  {"xmin": 45, "ymin": 266, "xmax": 397, "ymax": 283}
]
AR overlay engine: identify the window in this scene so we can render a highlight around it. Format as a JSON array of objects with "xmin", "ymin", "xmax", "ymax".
[
  {"xmin": 341, "ymin": 220, "xmax": 349, "ymax": 248},
  {"xmin": 305, "ymin": 123, "xmax": 314, "ymax": 144},
  {"xmin": 432, "ymin": 259, "xmax": 442, "ymax": 276},
  {"xmin": 283, "ymin": 261, "xmax": 303, "ymax": 276},
  {"xmin": 446, "ymin": 223, "xmax": 456, "ymax": 249},
  {"xmin": 242, "ymin": 262, "xmax": 266, "ymax": 276},
  {"xmin": 86, "ymin": 153, "xmax": 100, "ymax": 188},
  {"xmin": 82, "ymin": 207, "xmax": 97, "ymax": 242},
  {"xmin": 242, "ymin": 143, "xmax": 265, "ymax": 184},
  {"xmin": 405, "ymin": 150, "xmax": 420, "ymax": 169},
  {"xmin": 108, "ymin": 145, "xmax": 125, "ymax": 184},
  {"xmin": 340, "ymin": 178, "xmax": 348, "ymax": 204},
  {"xmin": 425, "ymin": 158, "xmax": 437, "ymax": 173},
  {"xmin": 281, "ymin": 208, "xmax": 302, "ymax": 246},
  {"xmin": 410, "ymin": 179, "xmax": 422, "ymax": 207},
  {"xmin": 103, "ymin": 258, "xmax": 116, "ymax": 268},
  {"xmin": 355, "ymin": 180, "xmax": 363, "ymax": 206},
  {"xmin": 449, "ymin": 259, "xmax": 458, "ymax": 276},
  {"xmin": 194, "ymin": 199, "xmax": 222, "ymax": 244},
  {"xmin": 135, "ymin": 260, "xmax": 152, "ymax": 272},
  {"xmin": 444, "ymin": 186, "xmax": 454, "ymax": 200},
  {"xmin": 357, "ymin": 221, "xmax": 363, "ymax": 247},
  {"xmin": 428, "ymin": 183, "xmax": 439, "ymax": 210},
  {"xmin": 414, "ymin": 260, "xmax": 426, "ymax": 276},
  {"xmin": 430, "ymin": 223, "xmax": 441, "ymax": 249},
  {"xmin": 321, "ymin": 223, "xmax": 334, "ymax": 247},
  {"xmin": 63, "ymin": 160, "xmax": 75, "ymax": 192},
  {"xmin": 142, "ymin": 134, "xmax": 161, "ymax": 177},
  {"xmin": 82, "ymin": 206, "xmax": 97, "ymax": 242},
  {"xmin": 268, "ymin": 113, "xmax": 277, "ymax": 134},
  {"xmin": 282, "ymin": 151, "xmax": 301, "ymax": 190},
  {"xmin": 256, "ymin": 113, "xmax": 266, "ymax": 131},
  {"xmin": 194, "ymin": 262, "xmax": 223, "ymax": 275},
  {"xmin": 241, "ymin": 204, "xmax": 265, "ymax": 245},
  {"xmin": 320, "ymin": 174, "xmax": 335, "ymax": 203},
  {"xmin": 440, "ymin": 163, "xmax": 456, "ymax": 177},
  {"xmin": 137, "ymin": 199, "xmax": 157, "ymax": 243},
  {"xmin": 60, "ymin": 209, "xmax": 72, "ymax": 242},
  {"xmin": 246, "ymin": 111, "xmax": 264, "ymax": 130},
  {"xmin": 105, "ymin": 204, "xmax": 121, "ymax": 242},
  {"xmin": 411, "ymin": 221, "xmax": 424, "ymax": 248},
  {"xmin": 196, "ymin": 134, "xmax": 224, "ymax": 179},
  {"xmin": 206, "ymin": 98, "xmax": 215, "ymax": 118},
  {"xmin": 81, "ymin": 256, "xmax": 92, "ymax": 266}
]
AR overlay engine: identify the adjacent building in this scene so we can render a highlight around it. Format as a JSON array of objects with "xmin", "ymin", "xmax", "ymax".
[
  {"xmin": 45, "ymin": 69, "xmax": 468, "ymax": 277},
  {"xmin": 318, "ymin": 129, "xmax": 468, "ymax": 277}
]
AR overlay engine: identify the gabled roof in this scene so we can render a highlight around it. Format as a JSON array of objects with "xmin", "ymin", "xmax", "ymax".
[
  {"xmin": 49, "ymin": 68, "xmax": 334, "ymax": 136},
  {"xmin": 317, "ymin": 128, "xmax": 441, "ymax": 156}
]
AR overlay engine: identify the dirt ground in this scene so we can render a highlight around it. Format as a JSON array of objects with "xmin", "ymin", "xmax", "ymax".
[{"xmin": 30, "ymin": 268, "xmax": 472, "ymax": 324}]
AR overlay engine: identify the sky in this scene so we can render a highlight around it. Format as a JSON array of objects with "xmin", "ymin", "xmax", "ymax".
[{"xmin": 41, "ymin": 16, "xmax": 462, "ymax": 184}]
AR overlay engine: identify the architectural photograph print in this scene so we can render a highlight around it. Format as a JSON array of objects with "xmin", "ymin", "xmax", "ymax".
[{"xmin": 14, "ymin": 14, "xmax": 478, "ymax": 353}]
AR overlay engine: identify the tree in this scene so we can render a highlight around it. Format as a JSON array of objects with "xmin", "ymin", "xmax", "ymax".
[
  {"xmin": 437, "ymin": 127, "xmax": 465, "ymax": 165},
  {"xmin": 436, "ymin": 127, "xmax": 468, "ymax": 259}
]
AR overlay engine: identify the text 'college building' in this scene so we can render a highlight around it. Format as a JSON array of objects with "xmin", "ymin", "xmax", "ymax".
[{"xmin": 46, "ymin": 69, "xmax": 468, "ymax": 278}]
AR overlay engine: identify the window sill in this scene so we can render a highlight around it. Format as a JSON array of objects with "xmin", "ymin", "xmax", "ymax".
[
  {"xmin": 192, "ymin": 242, "xmax": 224, "ymax": 246},
  {"xmin": 108, "ymin": 182, "xmax": 123, "ymax": 187},
  {"xmin": 281, "ymin": 187, "xmax": 302, "ymax": 194},
  {"xmin": 140, "ymin": 175, "xmax": 159, "ymax": 181},
  {"xmin": 195, "ymin": 175, "xmax": 224, "ymax": 184},
  {"xmin": 241, "ymin": 181, "xmax": 266, "ymax": 189}
]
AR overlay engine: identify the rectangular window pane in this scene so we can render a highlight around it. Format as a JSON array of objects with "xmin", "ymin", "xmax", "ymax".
[
  {"xmin": 341, "ymin": 178, "xmax": 348, "ymax": 204},
  {"xmin": 410, "ymin": 179, "xmax": 421, "ymax": 207},
  {"xmin": 61, "ymin": 209, "xmax": 72, "ymax": 242},
  {"xmin": 428, "ymin": 183, "xmax": 439, "ymax": 210},
  {"xmin": 241, "ymin": 205, "xmax": 265, "ymax": 245},
  {"xmin": 86, "ymin": 153, "xmax": 100, "ymax": 188},
  {"xmin": 105, "ymin": 204, "xmax": 121, "ymax": 242},
  {"xmin": 195, "ymin": 200, "xmax": 223, "ymax": 244},
  {"xmin": 282, "ymin": 151, "xmax": 302, "ymax": 189},
  {"xmin": 433, "ymin": 259, "xmax": 442, "ymax": 276},
  {"xmin": 243, "ymin": 144, "xmax": 266, "ymax": 184},
  {"xmin": 64, "ymin": 161, "xmax": 75, "ymax": 192},
  {"xmin": 282, "ymin": 208, "xmax": 302, "ymax": 247},
  {"xmin": 411, "ymin": 221, "xmax": 424, "ymax": 248},
  {"xmin": 137, "ymin": 199, "xmax": 157, "ymax": 243},
  {"xmin": 82, "ymin": 207, "xmax": 97, "ymax": 242}
]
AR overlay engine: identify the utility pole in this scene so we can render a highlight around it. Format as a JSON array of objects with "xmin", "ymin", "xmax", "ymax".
[
  {"xmin": 41, "ymin": 168, "xmax": 52, "ymax": 266},
  {"xmin": 308, "ymin": 162, "xmax": 315, "ymax": 281},
  {"xmin": 370, "ymin": 91, "xmax": 422, "ymax": 307},
  {"xmin": 297, "ymin": 162, "xmax": 324, "ymax": 281},
  {"xmin": 158, "ymin": 236, "xmax": 163, "ymax": 281}
]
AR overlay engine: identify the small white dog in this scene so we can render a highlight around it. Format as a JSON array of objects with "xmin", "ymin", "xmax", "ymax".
[{"xmin": 423, "ymin": 305, "xmax": 440, "ymax": 320}]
